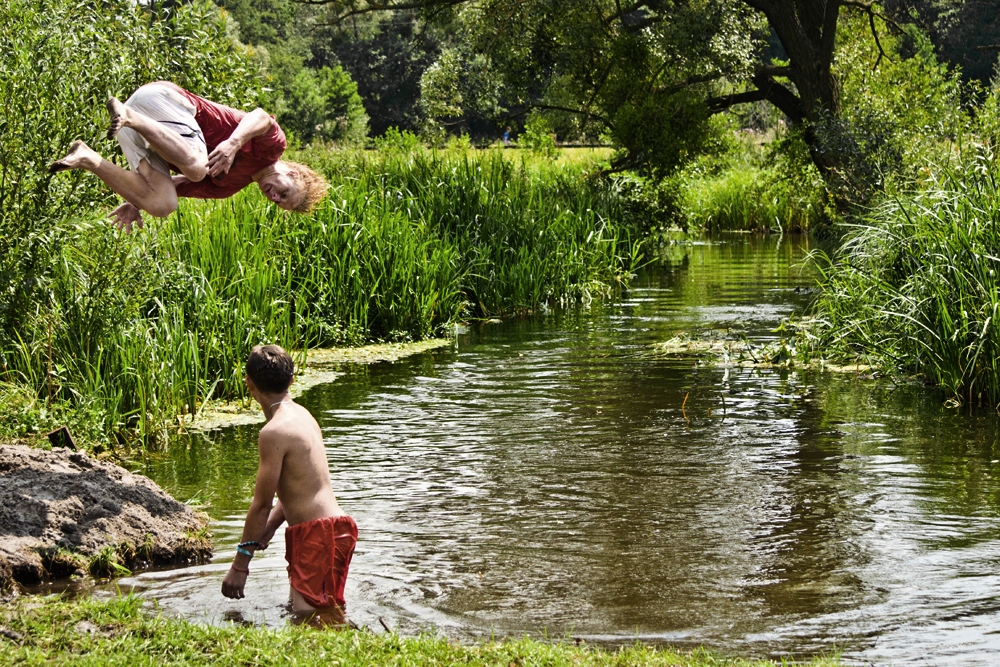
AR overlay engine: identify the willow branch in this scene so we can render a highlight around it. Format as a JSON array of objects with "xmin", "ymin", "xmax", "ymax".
[{"xmin": 841, "ymin": 0, "xmax": 906, "ymax": 69}]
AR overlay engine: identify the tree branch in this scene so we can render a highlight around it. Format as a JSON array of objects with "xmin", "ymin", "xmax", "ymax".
[
  {"xmin": 706, "ymin": 89, "xmax": 769, "ymax": 113},
  {"xmin": 741, "ymin": 0, "xmax": 778, "ymax": 15},
  {"xmin": 819, "ymin": 0, "xmax": 842, "ymax": 66},
  {"xmin": 653, "ymin": 72, "xmax": 725, "ymax": 96},
  {"xmin": 759, "ymin": 63, "xmax": 793, "ymax": 78},
  {"xmin": 308, "ymin": 0, "xmax": 465, "ymax": 24},
  {"xmin": 531, "ymin": 104, "xmax": 613, "ymax": 127},
  {"xmin": 841, "ymin": 0, "xmax": 906, "ymax": 69}
]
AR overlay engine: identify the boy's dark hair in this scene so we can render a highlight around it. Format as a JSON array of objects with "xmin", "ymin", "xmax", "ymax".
[{"xmin": 246, "ymin": 344, "xmax": 294, "ymax": 394}]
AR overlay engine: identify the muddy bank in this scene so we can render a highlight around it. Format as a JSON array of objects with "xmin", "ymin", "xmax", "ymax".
[{"xmin": 0, "ymin": 445, "xmax": 211, "ymax": 591}]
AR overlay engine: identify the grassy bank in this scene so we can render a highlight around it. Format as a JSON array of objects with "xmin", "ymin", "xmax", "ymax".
[
  {"xmin": 812, "ymin": 149, "xmax": 1000, "ymax": 406},
  {"xmin": 611, "ymin": 129, "xmax": 829, "ymax": 235},
  {"xmin": 0, "ymin": 595, "xmax": 845, "ymax": 667},
  {"xmin": 676, "ymin": 129, "xmax": 828, "ymax": 233},
  {"xmin": 0, "ymin": 148, "xmax": 641, "ymax": 451}
]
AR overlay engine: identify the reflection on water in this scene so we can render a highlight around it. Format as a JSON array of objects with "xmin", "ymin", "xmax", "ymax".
[{"xmin": 104, "ymin": 234, "xmax": 1000, "ymax": 665}]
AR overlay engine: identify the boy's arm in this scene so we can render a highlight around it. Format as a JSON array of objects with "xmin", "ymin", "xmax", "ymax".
[
  {"xmin": 259, "ymin": 499, "xmax": 286, "ymax": 549},
  {"xmin": 221, "ymin": 429, "xmax": 283, "ymax": 600},
  {"xmin": 207, "ymin": 108, "xmax": 274, "ymax": 177}
]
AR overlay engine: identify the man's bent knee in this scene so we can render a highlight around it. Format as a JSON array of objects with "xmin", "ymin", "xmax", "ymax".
[
  {"xmin": 147, "ymin": 200, "xmax": 178, "ymax": 219},
  {"xmin": 180, "ymin": 161, "xmax": 208, "ymax": 183},
  {"xmin": 145, "ymin": 190, "xmax": 178, "ymax": 218}
]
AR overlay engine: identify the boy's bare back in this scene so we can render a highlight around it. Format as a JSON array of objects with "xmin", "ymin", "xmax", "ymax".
[{"xmin": 259, "ymin": 402, "xmax": 343, "ymax": 527}]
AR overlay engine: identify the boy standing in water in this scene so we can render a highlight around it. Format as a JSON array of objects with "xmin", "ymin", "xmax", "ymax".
[{"xmin": 221, "ymin": 345, "xmax": 358, "ymax": 615}]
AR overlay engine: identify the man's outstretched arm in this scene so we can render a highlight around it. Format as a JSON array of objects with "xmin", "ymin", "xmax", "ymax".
[
  {"xmin": 208, "ymin": 108, "xmax": 274, "ymax": 177},
  {"xmin": 221, "ymin": 429, "xmax": 283, "ymax": 600}
]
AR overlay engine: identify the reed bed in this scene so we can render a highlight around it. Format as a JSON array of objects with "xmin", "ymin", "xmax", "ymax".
[
  {"xmin": 0, "ymin": 149, "xmax": 641, "ymax": 449},
  {"xmin": 813, "ymin": 150, "xmax": 1000, "ymax": 405},
  {"xmin": 678, "ymin": 163, "xmax": 823, "ymax": 232}
]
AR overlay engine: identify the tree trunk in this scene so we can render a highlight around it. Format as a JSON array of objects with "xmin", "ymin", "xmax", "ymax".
[{"xmin": 743, "ymin": 0, "xmax": 844, "ymax": 176}]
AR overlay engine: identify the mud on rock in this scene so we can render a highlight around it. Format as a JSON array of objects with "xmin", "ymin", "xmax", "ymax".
[{"xmin": 0, "ymin": 445, "xmax": 212, "ymax": 590}]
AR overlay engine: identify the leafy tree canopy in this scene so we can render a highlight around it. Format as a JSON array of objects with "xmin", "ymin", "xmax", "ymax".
[{"xmin": 312, "ymin": 0, "xmax": 998, "ymax": 179}]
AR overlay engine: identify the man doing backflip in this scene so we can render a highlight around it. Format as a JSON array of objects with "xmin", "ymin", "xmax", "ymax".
[
  {"xmin": 49, "ymin": 82, "xmax": 328, "ymax": 231},
  {"xmin": 221, "ymin": 345, "xmax": 358, "ymax": 616}
]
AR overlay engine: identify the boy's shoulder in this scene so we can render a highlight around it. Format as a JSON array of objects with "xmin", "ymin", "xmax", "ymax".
[{"xmin": 258, "ymin": 405, "xmax": 319, "ymax": 444}]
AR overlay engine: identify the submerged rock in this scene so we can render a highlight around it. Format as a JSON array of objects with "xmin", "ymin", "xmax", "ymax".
[{"xmin": 0, "ymin": 445, "xmax": 211, "ymax": 590}]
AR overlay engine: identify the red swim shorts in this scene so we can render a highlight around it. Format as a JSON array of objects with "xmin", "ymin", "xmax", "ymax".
[{"xmin": 285, "ymin": 515, "xmax": 358, "ymax": 608}]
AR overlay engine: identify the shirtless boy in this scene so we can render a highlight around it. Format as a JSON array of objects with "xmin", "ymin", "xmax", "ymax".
[
  {"xmin": 48, "ymin": 82, "xmax": 328, "ymax": 232},
  {"xmin": 221, "ymin": 345, "xmax": 358, "ymax": 614}
]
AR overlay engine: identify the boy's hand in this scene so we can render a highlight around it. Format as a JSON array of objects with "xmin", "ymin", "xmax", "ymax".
[
  {"xmin": 258, "ymin": 529, "xmax": 277, "ymax": 550},
  {"xmin": 208, "ymin": 138, "xmax": 238, "ymax": 177},
  {"xmin": 221, "ymin": 567, "xmax": 249, "ymax": 599},
  {"xmin": 109, "ymin": 202, "xmax": 143, "ymax": 233}
]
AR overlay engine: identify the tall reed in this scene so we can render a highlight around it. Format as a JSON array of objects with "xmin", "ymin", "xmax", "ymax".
[
  {"xmin": 1, "ymin": 149, "xmax": 642, "ymax": 448},
  {"xmin": 813, "ymin": 149, "xmax": 1000, "ymax": 405}
]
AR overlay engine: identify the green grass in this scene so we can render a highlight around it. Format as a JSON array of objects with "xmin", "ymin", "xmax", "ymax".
[
  {"xmin": 0, "ymin": 148, "xmax": 642, "ymax": 451},
  {"xmin": 812, "ymin": 148, "xmax": 1000, "ymax": 405},
  {"xmin": 670, "ymin": 130, "xmax": 828, "ymax": 233},
  {"xmin": 679, "ymin": 163, "xmax": 822, "ymax": 233},
  {"xmin": 0, "ymin": 595, "xmax": 846, "ymax": 667}
]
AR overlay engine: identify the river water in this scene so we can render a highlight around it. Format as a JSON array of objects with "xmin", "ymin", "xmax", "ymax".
[{"xmin": 93, "ymin": 233, "xmax": 1000, "ymax": 665}]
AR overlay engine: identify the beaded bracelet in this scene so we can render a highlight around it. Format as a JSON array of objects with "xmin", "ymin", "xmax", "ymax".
[
  {"xmin": 238, "ymin": 541, "xmax": 261, "ymax": 549},
  {"xmin": 236, "ymin": 547, "xmax": 254, "ymax": 558}
]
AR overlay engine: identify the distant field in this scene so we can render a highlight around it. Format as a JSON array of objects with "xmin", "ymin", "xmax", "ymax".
[
  {"xmin": 556, "ymin": 146, "xmax": 613, "ymax": 166},
  {"xmin": 482, "ymin": 145, "xmax": 612, "ymax": 167}
]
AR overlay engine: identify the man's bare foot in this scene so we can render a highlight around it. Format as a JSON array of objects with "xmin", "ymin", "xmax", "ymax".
[
  {"xmin": 106, "ymin": 97, "xmax": 129, "ymax": 140},
  {"xmin": 47, "ymin": 140, "xmax": 95, "ymax": 173}
]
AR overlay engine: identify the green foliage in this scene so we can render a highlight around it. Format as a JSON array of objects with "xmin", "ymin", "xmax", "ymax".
[
  {"xmin": 274, "ymin": 64, "xmax": 370, "ymax": 144},
  {"xmin": 294, "ymin": 148, "xmax": 644, "ymax": 316},
  {"xmin": 519, "ymin": 114, "xmax": 558, "ymax": 159},
  {"xmin": 813, "ymin": 148, "xmax": 1000, "ymax": 405},
  {"xmin": 0, "ymin": 0, "xmax": 266, "ymax": 365},
  {"xmin": 812, "ymin": 107, "xmax": 904, "ymax": 211},
  {"xmin": 0, "ymin": 0, "xmax": 264, "ymax": 223},
  {"xmin": 420, "ymin": 47, "xmax": 466, "ymax": 121},
  {"xmin": 832, "ymin": 10, "xmax": 971, "ymax": 199},
  {"xmin": 88, "ymin": 546, "xmax": 132, "ymax": 577},
  {"xmin": 216, "ymin": 0, "xmax": 296, "ymax": 45},
  {"xmin": 666, "ymin": 127, "xmax": 828, "ymax": 232},
  {"xmin": 610, "ymin": 173, "xmax": 684, "ymax": 235},
  {"xmin": 1, "ymin": 149, "xmax": 640, "ymax": 450},
  {"xmin": 371, "ymin": 127, "xmax": 423, "ymax": 153},
  {"xmin": 417, "ymin": 0, "xmax": 764, "ymax": 169},
  {"xmin": 327, "ymin": 11, "xmax": 445, "ymax": 137},
  {"xmin": 975, "ymin": 71, "xmax": 1000, "ymax": 152}
]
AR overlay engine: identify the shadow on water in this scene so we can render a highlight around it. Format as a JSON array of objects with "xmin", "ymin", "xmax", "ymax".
[{"xmin": 87, "ymin": 233, "xmax": 1000, "ymax": 665}]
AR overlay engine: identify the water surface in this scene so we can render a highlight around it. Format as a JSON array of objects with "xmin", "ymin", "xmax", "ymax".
[{"xmin": 97, "ymin": 234, "xmax": 1000, "ymax": 665}]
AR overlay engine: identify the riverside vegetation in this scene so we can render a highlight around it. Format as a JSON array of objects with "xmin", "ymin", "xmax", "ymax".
[
  {"xmin": 0, "ymin": 594, "xmax": 847, "ymax": 667},
  {"xmin": 0, "ymin": 146, "xmax": 640, "ymax": 452},
  {"xmin": 0, "ymin": 0, "xmax": 641, "ymax": 452}
]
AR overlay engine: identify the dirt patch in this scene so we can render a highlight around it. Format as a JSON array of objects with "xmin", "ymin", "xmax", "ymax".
[{"xmin": 0, "ymin": 445, "xmax": 211, "ymax": 591}]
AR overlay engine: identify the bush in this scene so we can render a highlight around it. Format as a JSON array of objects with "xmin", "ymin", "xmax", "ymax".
[
  {"xmin": 520, "ymin": 114, "xmax": 558, "ymax": 160},
  {"xmin": 372, "ymin": 127, "xmax": 424, "ymax": 153},
  {"xmin": 272, "ymin": 63, "xmax": 369, "ymax": 145}
]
